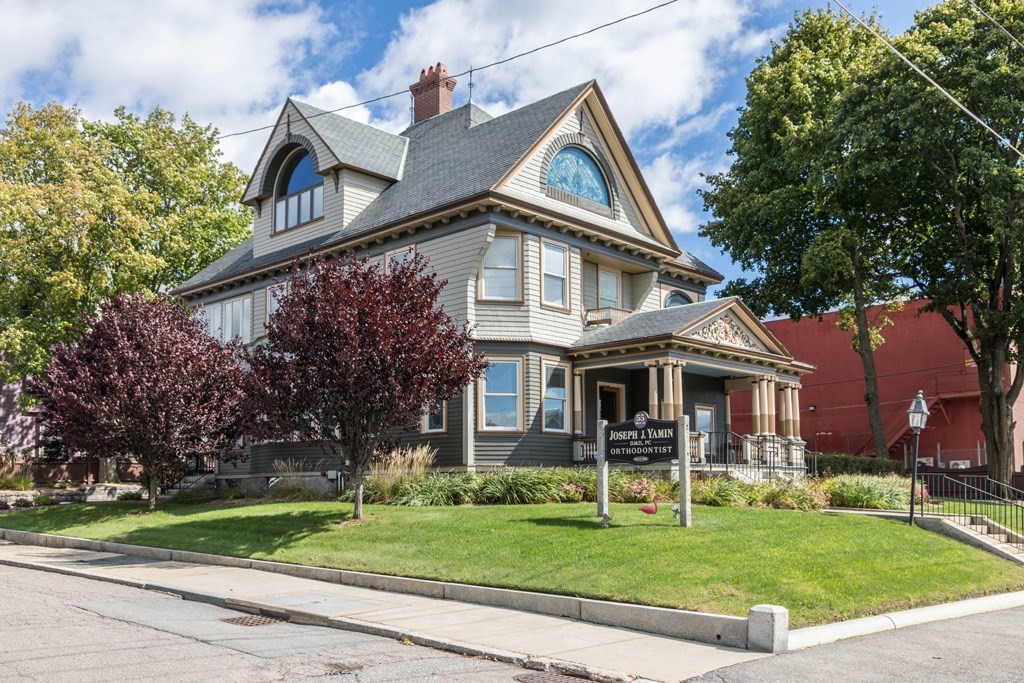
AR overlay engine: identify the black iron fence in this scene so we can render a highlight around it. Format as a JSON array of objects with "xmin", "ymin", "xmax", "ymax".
[{"xmin": 917, "ymin": 472, "xmax": 1024, "ymax": 552}]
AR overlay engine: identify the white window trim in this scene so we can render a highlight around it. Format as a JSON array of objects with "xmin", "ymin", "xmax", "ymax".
[
  {"xmin": 597, "ymin": 267, "xmax": 621, "ymax": 308},
  {"xmin": 478, "ymin": 233, "xmax": 522, "ymax": 303},
  {"xmin": 421, "ymin": 400, "xmax": 447, "ymax": 435},
  {"xmin": 478, "ymin": 356, "xmax": 524, "ymax": 432},
  {"xmin": 385, "ymin": 244, "xmax": 417, "ymax": 274},
  {"xmin": 202, "ymin": 293, "xmax": 252, "ymax": 345},
  {"xmin": 541, "ymin": 359, "xmax": 571, "ymax": 434},
  {"xmin": 266, "ymin": 282, "xmax": 289, "ymax": 323},
  {"xmin": 541, "ymin": 240, "xmax": 570, "ymax": 312}
]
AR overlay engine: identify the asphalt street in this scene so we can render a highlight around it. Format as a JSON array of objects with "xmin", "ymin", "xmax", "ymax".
[
  {"xmin": 0, "ymin": 564, "xmax": 520, "ymax": 683},
  {"xmin": 691, "ymin": 604, "xmax": 1024, "ymax": 683}
]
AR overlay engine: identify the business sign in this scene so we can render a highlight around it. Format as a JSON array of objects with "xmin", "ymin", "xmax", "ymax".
[{"xmin": 605, "ymin": 411, "xmax": 678, "ymax": 464}]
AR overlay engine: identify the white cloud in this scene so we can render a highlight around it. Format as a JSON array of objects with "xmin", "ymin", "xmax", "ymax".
[
  {"xmin": 355, "ymin": 0, "xmax": 771, "ymax": 138},
  {"xmin": 643, "ymin": 151, "xmax": 729, "ymax": 235},
  {"xmin": 0, "ymin": 0, "xmax": 345, "ymax": 172}
]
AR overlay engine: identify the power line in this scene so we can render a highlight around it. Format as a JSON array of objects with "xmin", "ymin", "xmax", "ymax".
[
  {"xmin": 217, "ymin": 0, "xmax": 679, "ymax": 141},
  {"xmin": 965, "ymin": 0, "xmax": 1024, "ymax": 51},
  {"xmin": 831, "ymin": 0, "xmax": 1024, "ymax": 160}
]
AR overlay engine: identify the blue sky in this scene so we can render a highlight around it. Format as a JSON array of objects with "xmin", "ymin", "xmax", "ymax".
[{"xmin": 0, "ymin": 0, "xmax": 935, "ymax": 292}]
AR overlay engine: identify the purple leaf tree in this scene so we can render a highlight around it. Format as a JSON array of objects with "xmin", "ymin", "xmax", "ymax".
[
  {"xmin": 247, "ymin": 255, "xmax": 487, "ymax": 519},
  {"xmin": 28, "ymin": 293, "xmax": 248, "ymax": 510}
]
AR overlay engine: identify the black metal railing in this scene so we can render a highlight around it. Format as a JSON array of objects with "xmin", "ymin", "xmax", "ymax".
[
  {"xmin": 164, "ymin": 455, "xmax": 217, "ymax": 495},
  {"xmin": 691, "ymin": 431, "xmax": 808, "ymax": 480},
  {"xmin": 960, "ymin": 475, "xmax": 1024, "ymax": 501},
  {"xmin": 917, "ymin": 473, "xmax": 1024, "ymax": 552}
]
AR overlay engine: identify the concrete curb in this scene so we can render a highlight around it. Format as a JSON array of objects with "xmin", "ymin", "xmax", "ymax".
[
  {"xmin": 0, "ymin": 527, "xmax": 784, "ymax": 652},
  {"xmin": 788, "ymin": 590, "xmax": 1024, "ymax": 651}
]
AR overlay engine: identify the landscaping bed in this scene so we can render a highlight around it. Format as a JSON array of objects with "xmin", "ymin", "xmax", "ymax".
[{"xmin": 2, "ymin": 500, "xmax": 1022, "ymax": 628}]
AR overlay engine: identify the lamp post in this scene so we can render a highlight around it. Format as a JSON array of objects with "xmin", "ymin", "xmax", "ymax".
[{"xmin": 907, "ymin": 390, "xmax": 930, "ymax": 526}]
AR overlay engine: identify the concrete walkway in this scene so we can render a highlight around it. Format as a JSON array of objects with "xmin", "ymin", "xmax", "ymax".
[{"xmin": 0, "ymin": 540, "xmax": 766, "ymax": 682}]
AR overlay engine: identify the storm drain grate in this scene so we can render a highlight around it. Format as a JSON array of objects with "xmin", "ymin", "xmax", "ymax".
[
  {"xmin": 221, "ymin": 614, "xmax": 286, "ymax": 627},
  {"xmin": 513, "ymin": 673, "xmax": 588, "ymax": 683}
]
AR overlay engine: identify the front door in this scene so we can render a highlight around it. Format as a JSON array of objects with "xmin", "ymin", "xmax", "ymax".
[
  {"xmin": 695, "ymin": 405, "xmax": 715, "ymax": 461},
  {"xmin": 598, "ymin": 385, "xmax": 623, "ymax": 424}
]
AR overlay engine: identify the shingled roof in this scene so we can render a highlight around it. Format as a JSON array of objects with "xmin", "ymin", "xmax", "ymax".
[
  {"xmin": 570, "ymin": 298, "xmax": 733, "ymax": 350},
  {"xmin": 177, "ymin": 81, "xmax": 719, "ymax": 293}
]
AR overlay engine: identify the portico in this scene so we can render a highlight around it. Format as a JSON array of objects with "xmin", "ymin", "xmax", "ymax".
[{"xmin": 567, "ymin": 298, "xmax": 814, "ymax": 476}]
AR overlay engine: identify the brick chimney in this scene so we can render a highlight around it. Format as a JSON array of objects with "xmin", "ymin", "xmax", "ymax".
[{"xmin": 409, "ymin": 62, "xmax": 457, "ymax": 124}]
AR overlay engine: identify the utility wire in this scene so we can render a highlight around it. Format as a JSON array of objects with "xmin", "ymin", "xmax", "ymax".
[
  {"xmin": 831, "ymin": 0, "xmax": 1024, "ymax": 160},
  {"xmin": 965, "ymin": 0, "xmax": 1024, "ymax": 51},
  {"xmin": 217, "ymin": 0, "xmax": 679, "ymax": 141}
]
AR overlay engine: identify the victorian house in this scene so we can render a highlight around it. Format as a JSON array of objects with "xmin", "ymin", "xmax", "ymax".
[{"xmin": 173, "ymin": 64, "xmax": 813, "ymax": 485}]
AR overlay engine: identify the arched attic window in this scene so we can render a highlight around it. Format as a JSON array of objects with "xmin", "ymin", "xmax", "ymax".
[
  {"xmin": 274, "ymin": 149, "xmax": 324, "ymax": 233},
  {"xmin": 546, "ymin": 147, "xmax": 610, "ymax": 208},
  {"xmin": 664, "ymin": 291, "xmax": 693, "ymax": 308}
]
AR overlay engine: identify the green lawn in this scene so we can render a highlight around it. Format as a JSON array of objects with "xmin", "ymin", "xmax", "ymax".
[{"xmin": 3, "ymin": 501, "xmax": 1023, "ymax": 628}]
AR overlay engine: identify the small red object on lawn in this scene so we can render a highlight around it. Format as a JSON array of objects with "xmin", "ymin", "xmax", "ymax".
[{"xmin": 638, "ymin": 495, "xmax": 662, "ymax": 515}]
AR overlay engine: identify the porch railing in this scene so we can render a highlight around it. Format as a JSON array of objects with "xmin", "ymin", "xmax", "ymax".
[{"xmin": 692, "ymin": 432, "xmax": 808, "ymax": 480}]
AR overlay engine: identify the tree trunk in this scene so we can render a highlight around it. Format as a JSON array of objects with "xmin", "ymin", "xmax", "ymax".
[
  {"xmin": 148, "ymin": 475, "xmax": 158, "ymax": 512},
  {"xmin": 851, "ymin": 266, "xmax": 889, "ymax": 458},
  {"xmin": 977, "ymin": 354, "xmax": 1015, "ymax": 484},
  {"xmin": 352, "ymin": 475, "xmax": 363, "ymax": 520},
  {"xmin": 97, "ymin": 456, "xmax": 118, "ymax": 484}
]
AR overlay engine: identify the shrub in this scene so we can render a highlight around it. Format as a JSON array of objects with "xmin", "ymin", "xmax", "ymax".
[
  {"xmin": 13, "ymin": 497, "xmax": 33, "ymax": 508},
  {"xmin": 118, "ymin": 491, "xmax": 144, "ymax": 501},
  {"xmin": 758, "ymin": 479, "xmax": 830, "ymax": 511},
  {"xmin": 0, "ymin": 471, "xmax": 34, "ymax": 491},
  {"xmin": 691, "ymin": 477, "xmax": 748, "ymax": 507},
  {"xmin": 812, "ymin": 453, "xmax": 904, "ymax": 477},
  {"xmin": 0, "ymin": 501, "xmax": 10, "ymax": 510},
  {"xmin": 267, "ymin": 480, "xmax": 337, "ymax": 502},
  {"xmin": 33, "ymin": 494, "xmax": 58, "ymax": 506},
  {"xmin": 393, "ymin": 475, "xmax": 461, "ymax": 506},
  {"xmin": 823, "ymin": 474, "xmax": 913, "ymax": 510},
  {"xmin": 364, "ymin": 445, "xmax": 437, "ymax": 504},
  {"xmin": 169, "ymin": 488, "xmax": 248, "ymax": 505},
  {"xmin": 478, "ymin": 468, "xmax": 561, "ymax": 505}
]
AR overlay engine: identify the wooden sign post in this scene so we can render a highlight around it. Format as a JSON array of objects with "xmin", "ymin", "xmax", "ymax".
[{"xmin": 597, "ymin": 411, "xmax": 691, "ymax": 527}]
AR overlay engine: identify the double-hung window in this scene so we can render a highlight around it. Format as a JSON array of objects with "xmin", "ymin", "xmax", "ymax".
[
  {"xmin": 543, "ymin": 363, "xmax": 569, "ymax": 433},
  {"xmin": 542, "ymin": 242, "xmax": 569, "ymax": 310},
  {"xmin": 386, "ymin": 245, "xmax": 416, "ymax": 273},
  {"xmin": 266, "ymin": 283, "xmax": 288, "ymax": 321},
  {"xmin": 200, "ymin": 294, "xmax": 252, "ymax": 344},
  {"xmin": 481, "ymin": 359, "xmax": 522, "ymax": 430},
  {"xmin": 480, "ymin": 235, "xmax": 520, "ymax": 301},
  {"xmin": 422, "ymin": 400, "xmax": 446, "ymax": 434},
  {"xmin": 598, "ymin": 268, "xmax": 620, "ymax": 308}
]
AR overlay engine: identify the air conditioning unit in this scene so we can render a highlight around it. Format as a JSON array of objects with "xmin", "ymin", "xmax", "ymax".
[
  {"xmin": 949, "ymin": 460, "xmax": 971, "ymax": 470},
  {"xmin": 917, "ymin": 457, "xmax": 934, "ymax": 466}
]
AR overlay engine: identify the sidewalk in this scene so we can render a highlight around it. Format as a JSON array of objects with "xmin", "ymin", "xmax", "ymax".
[{"xmin": 0, "ymin": 539, "xmax": 766, "ymax": 682}]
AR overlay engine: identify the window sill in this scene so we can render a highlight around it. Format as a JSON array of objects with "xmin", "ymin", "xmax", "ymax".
[{"xmin": 272, "ymin": 215, "xmax": 325, "ymax": 237}]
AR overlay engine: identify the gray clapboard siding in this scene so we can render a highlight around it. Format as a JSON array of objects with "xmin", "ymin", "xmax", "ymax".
[
  {"xmin": 472, "ymin": 343, "xmax": 574, "ymax": 467},
  {"xmin": 340, "ymin": 169, "xmax": 390, "ymax": 227},
  {"xmin": 418, "ymin": 224, "xmax": 491, "ymax": 325},
  {"xmin": 387, "ymin": 395, "xmax": 464, "ymax": 469},
  {"xmin": 500, "ymin": 102, "xmax": 654, "ymax": 244},
  {"xmin": 634, "ymin": 271, "xmax": 660, "ymax": 312}
]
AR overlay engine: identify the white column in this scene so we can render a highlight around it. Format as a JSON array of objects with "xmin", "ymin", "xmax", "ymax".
[
  {"xmin": 572, "ymin": 371, "xmax": 583, "ymax": 435},
  {"xmin": 673, "ymin": 362, "xmax": 684, "ymax": 424},
  {"xmin": 662, "ymin": 362, "xmax": 675, "ymax": 421},
  {"xmin": 792, "ymin": 385, "xmax": 802, "ymax": 439},
  {"xmin": 767, "ymin": 378, "xmax": 776, "ymax": 436},
  {"xmin": 758, "ymin": 378, "xmax": 769, "ymax": 435},
  {"xmin": 648, "ymin": 362, "xmax": 659, "ymax": 418},
  {"xmin": 750, "ymin": 378, "xmax": 761, "ymax": 435},
  {"xmin": 725, "ymin": 391, "xmax": 732, "ymax": 434},
  {"xmin": 779, "ymin": 385, "xmax": 791, "ymax": 438}
]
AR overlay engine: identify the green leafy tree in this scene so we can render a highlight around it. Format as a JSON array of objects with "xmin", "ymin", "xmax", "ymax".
[
  {"xmin": 85, "ymin": 107, "xmax": 251, "ymax": 292},
  {"xmin": 700, "ymin": 9, "xmax": 904, "ymax": 458},
  {"xmin": 0, "ymin": 102, "xmax": 251, "ymax": 384},
  {"xmin": 841, "ymin": 0, "xmax": 1024, "ymax": 482}
]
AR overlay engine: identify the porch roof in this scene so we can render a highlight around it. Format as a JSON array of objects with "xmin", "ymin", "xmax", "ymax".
[{"xmin": 568, "ymin": 298, "xmax": 815, "ymax": 378}]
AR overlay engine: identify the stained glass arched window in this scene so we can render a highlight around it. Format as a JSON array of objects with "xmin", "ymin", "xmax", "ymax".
[{"xmin": 546, "ymin": 147, "xmax": 610, "ymax": 206}]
